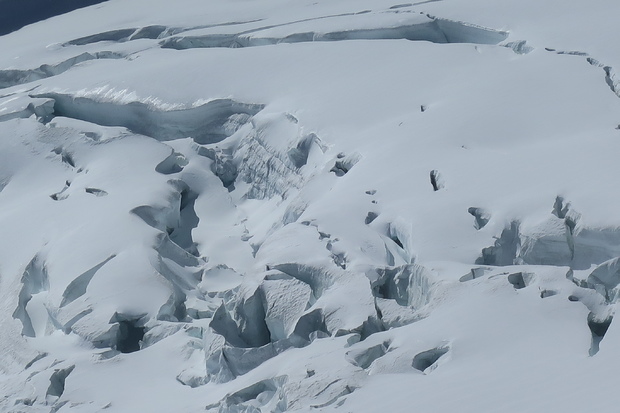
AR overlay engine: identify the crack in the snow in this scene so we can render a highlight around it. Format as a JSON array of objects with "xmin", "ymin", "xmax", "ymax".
[
  {"xmin": 64, "ymin": 20, "xmax": 265, "ymax": 46},
  {"xmin": 539, "ymin": 48, "xmax": 620, "ymax": 99},
  {"xmin": 0, "ymin": 52, "xmax": 125, "ymax": 90},
  {"xmin": 159, "ymin": 12, "xmax": 507, "ymax": 50},
  {"xmin": 31, "ymin": 92, "xmax": 264, "ymax": 144}
]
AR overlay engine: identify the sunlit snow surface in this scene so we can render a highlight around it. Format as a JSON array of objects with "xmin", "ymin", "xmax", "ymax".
[{"xmin": 1, "ymin": 0, "xmax": 620, "ymax": 411}]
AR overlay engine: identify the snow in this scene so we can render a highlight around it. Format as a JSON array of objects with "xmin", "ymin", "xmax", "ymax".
[{"xmin": 1, "ymin": 0, "xmax": 620, "ymax": 411}]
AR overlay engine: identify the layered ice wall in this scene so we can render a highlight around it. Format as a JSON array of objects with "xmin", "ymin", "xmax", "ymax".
[{"xmin": 1, "ymin": 0, "xmax": 620, "ymax": 412}]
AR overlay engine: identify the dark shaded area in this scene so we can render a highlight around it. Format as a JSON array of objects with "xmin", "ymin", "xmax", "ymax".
[
  {"xmin": 116, "ymin": 320, "xmax": 145, "ymax": 353},
  {"xmin": 552, "ymin": 195, "xmax": 569, "ymax": 219},
  {"xmin": 372, "ymin": 265, "xmax": 413, "ymax": 306},
  {"xmin": 210, "ymin": 288, "xmax": 272, "ymax": 349},
  {"xmin": 288, "ymin": 133, "xmax": 319, "ymax": 169},
  {"xmin": 412, "ymin": 346, "xmax": 449, "ymax": 372},
  {"xmin": 199, "ymin": 147, "xmax": 238, "ymax": 189},
  {"xmin": 0, "ymin": 51, "xmax": 124, "ymax": 90},
  {"xmin": 161, "ymin": 15, "xmax": 508, "ymax": 50},
  {"xmin": 347, "ymin": 340, "xmax": 390, "ymax": 369},
  {"xmin": 0, "ymin": 0, "xmax": 109, "ymax": 36},
  {"xmin": 34, "ymin": 92, "xmax": 264, "ymax": 144},
  {"xmin": 476, "ymin": 221, "xmax": 520, "ymax": 266},
  {"xmin": 429, "ymin": 169, "xmax": 442, "ymax": 191},
  {"xmin": 507, "ymin": 272, "xmax": 526, "ymax": 289},
  {"xmin": 588, "ymin": 314, "xmax": 612, "ymax": 338},
  {"xmin": 588, "ymin": 313, "xmax": 613, "ymax": 356},
  {"xmin": 588, "ymin": 313, "xmax": 613, "ymax": 337},
  {"xmin": 330, "ymin": 159, "xmax": 350, "ymax": 176},
  {"xmin": 46, "ymin": 365, "xmax": 75, "ymax": 398},
  {"xmin": 468, "ymin": 207, "xmax": 490, "ymax": 230},
  {"xmin": 292, "ymin": 309, "xmax": 329, "ymax": 342},
  {"xmin": 539, "ymin": 289, "xmax": 557, "ymax": 298},
  {"xmin": 169, "ymin": 186, "xmax": 200, "ymax": 256},
  {"xmin": 67, "ymin": 28, "xmax": 135, "ymax": 45},
  {"xmin": 12, "ymin": 255, "xmax": 49, "ymax": 337},
  {"xmin": 329, "ymin": 152, "xmax": 359, "ymax": 177},
  {"xmin": 459, "ymin": 267, "xmax": 486, "ymax": 282},
  {"xmin": 365, "ymin": 211, "xmax": 378, "ymax": 225},
  {"xmin": 390, "ymin": 233, "xmax": 404, "ymax": 249}
]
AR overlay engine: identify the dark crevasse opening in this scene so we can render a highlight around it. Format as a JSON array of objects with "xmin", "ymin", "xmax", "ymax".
[
  {"xmin": 46, "ymin": 365, "xmax": 75, "ymax": 399},
  {"xmin": 0, "ymin": 0, "xmax": 109, "ymax": 36},
  {"xmin": 412, "ymin": 346, "xmax": 449, "ymax": 372},
  {"xmin": 116, "ymin": 320, "xmax": 145, "ymax": 353},
  {"xmin": 588, "ymin": 313, "xmax": 612, "ymax": 356}
]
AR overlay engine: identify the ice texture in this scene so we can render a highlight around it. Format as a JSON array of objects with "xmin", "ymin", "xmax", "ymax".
[{"xmin": 2, "ymin": 0, "xmax": 620, "ymax": 412}]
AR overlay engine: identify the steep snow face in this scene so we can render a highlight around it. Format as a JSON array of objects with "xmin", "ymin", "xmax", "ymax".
[{"xmin": 2, "ymin": 0, "xmax": 620, "ymax": 412}]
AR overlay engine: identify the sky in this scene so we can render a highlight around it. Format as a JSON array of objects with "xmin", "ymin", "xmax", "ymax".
[{"xmin": 0, "ymin": 0, "xmax": 108, "ymax": 35}]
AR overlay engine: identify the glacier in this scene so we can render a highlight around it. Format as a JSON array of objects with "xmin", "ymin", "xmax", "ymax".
[{"xmin": 1, "ymin": 0, "xmax": 620, "ymax": 412}]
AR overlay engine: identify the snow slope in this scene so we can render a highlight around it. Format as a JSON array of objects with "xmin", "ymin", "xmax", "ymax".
[{"xmin": 1, "ymin": 0, "xmax": 620, "ymax": 412}]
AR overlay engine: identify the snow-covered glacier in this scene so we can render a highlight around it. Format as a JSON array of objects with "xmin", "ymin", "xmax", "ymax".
[{"xmin": 1, "ymin": 0, "xmax": 620, "ymax": 411}]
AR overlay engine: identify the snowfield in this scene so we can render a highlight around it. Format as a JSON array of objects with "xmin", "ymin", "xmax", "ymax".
[{"xmin": 1, "ymin": 0, "xmax": 620, "ymax": 412}]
